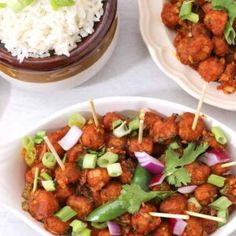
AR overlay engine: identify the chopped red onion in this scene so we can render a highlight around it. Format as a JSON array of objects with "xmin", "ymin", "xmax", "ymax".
[
  {"xmin": 149, "ymin": 173, "xmax": 165, "ymax": 187},
  {"xmin": 58, "ymin": 126, "xmax": 82, "ymax": 151},
  {"xmin": 169, "ymin": 218, "xmax": 187, "ymax": 235},
  {"xmin": 199, "ymin": 148, "xmax": 230, "ymax": 167},
  {"xmin": 135, "ymin": 152, "xmax": 164, "ymax": 174},
  {"xmin": 177, "ymin": 185, "xmax": 197, "ymax": 194},
  {"xmin": 107, "ymin": 221, "xmax": 121, "ymax": 236}
]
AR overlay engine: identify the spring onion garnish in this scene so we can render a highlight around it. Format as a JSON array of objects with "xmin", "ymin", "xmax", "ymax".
[
  {"xmin": 82, "ymin": 154, "xmax": 97, "ymax": 169},
  {"xmin": 97, "ymin": 152, "xmax": 118, "ymax": 168},
  {"xmin": 188, "ymin": 197, "xmax": 202, "ymax": 212},
  {"xmin": 34, "ymin": 131, "xmax": 46, "ymax": 144},
  {"xmin": 168, "ymin": 218, "xmax": 187, "ymax": 236},
  {"xmin": 211, "ymin": 127, "xmax": 227, "ymax": 145},
  {"xmin": 112, "ymin": 119, "xmax": 123, "ymax": 130},
  {"xmin": 107, "ymin": 163, "xmax": 123, "ymax": 177},
  {"xmin": 42, "ymin": 180, "xmax": 56, "ymax": 192},
  {"xmin": 42, "ymin": 152, "xmax": 57, "ymax": 169},
  {"xmin": 179, "ymin": 0, "xmax": 199, "ymax": 23},
  {"xmin": 8, "ymin": 0, "xmax": 34, "ymax": 12},
  {"xmin": 169, "ymin": 142, "xmax": 180, "ymax": 150},
  {"xmin": 207, "ymin": 174, "xmax": 226, "ymax": 187},
  {"xmin": 32, "ymin": 167, "xmax": 39, "ymax": 193},
  {"xmin": 209, "ymin": 196, "xmax": 232, "ymax": 210},
  {"xmin": 68, "ymin": 113, "xmax": 86, "ymax": 128},
  {"xmin": 22, "ymin": 136, "xmax": 36, "ymax": 166},
  {"xmin": 70, "ymin": 220, "xmax": 87, "ymax": 233},
  {"xmin": 0, "ymin": 3, "xmax": 7, "ymax": 8},
  {"xmin": 91, "ymin": 222, "xmax": 107, "ymax": 229},
  {"xmin": 128, "ymin": 117, "xmax": 140, "ymax": 131},
  {"xmin": 40, "ymin": 171, "xmax": 52, "ymax": 181},
  {"xmin": 73, "ymin": 228, "xmax": 91, "ymax": 236},
  {"xmin": 55, "ymin": 206, "xmax": 77, "ymax": 222},
  {"xmin": 87, "ymin": 146, "xmax": 106, "ymax": 157},
  {"xmin": 50, "ymin": 0, "xmax": 75, "ymax": 10},
  {"xmin": 113, "ymin": 121, "xmax": 131, "ymax": 138},
  {"xmin": 217, "ymin": 209, "xmax": 229, "ymax": 227},
  {"xmin": 58, "ymin": 126, "xmax": 83, "ymax": 151}
]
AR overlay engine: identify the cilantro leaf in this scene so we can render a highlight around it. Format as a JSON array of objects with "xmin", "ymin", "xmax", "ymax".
[
  {"xmin": 164, "ymin": 142, "xmax": 209, "ymax": 187},
  {"xmin": 119, "ymin": 184, "xmax": 173, "ymax": 214}
]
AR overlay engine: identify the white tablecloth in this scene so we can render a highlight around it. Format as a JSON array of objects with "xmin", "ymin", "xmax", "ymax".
[{"xmin": 0, "ymin": 0, "xmax": 235, "ymax": 235}]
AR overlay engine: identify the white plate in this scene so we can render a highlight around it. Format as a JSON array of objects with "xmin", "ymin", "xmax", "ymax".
[
  {"xmin": 138, "ymin": 0, "xmax": 236, "ymax": 110},
  {"xmin": 0, "ymin": 96, "xmax": 236, "ymax": 236}
]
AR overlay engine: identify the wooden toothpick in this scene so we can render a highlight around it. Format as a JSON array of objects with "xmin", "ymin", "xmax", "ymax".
[
  {"xmin": 138, "ymin": 109, "xmax": 145, "ymax": 144},
  {"xmin": 192, "ymin": 82, "xmax": 208, "ymax": 130},
  {"xmin": 44, "ymin": 136, "xmax": 65, "ymax": 170},
  {"xmin": 89, "ymin": 99, "xmax": 99, "ymax": 128},
  {"xmin": 221, "ymin": 161, "xmax": 236, "ymax": 168},
  {"xmin": 149, "ymin": 212, "xmax": 189, "ymax": 220},
  {"xmin": 186, "ymin": 211, "xmax": 225, "ymax": 223}
]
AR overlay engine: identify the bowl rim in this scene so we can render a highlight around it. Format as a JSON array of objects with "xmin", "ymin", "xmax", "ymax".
[
  {"xmin": 0, "ymin": 0, "xmax": 117, "ymax": 71},
  {"xmin": 1, "ymin": 96, "xmax": 236, "ymax": 236},
  {"xmin": 138, "ymin": 0, "xmax": 236, "ymax": 111}
]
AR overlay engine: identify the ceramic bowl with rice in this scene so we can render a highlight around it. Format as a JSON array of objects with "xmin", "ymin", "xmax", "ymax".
[{"xmin": 0, "ymin": 0, "xmax": 118, "ymax": 91}]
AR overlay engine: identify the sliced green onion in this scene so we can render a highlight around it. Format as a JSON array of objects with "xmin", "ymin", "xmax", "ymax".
[
  {"xmin": 128, "ymin": 117, "xmax": 140, "ymax": 131},
  {"xmin": 207, "ymin": 174, "xmax": 226, "ymax": 188},
  {"xmin": 34, "ymin": 131, "xmax": 46, "ymax": 144},
  {"xmin": 188, "ymin": 197, "xmax": 202, "ymax": 212},
  {"xmin": 50, "ymin": 0, "xmax": 75, "ymax": 10},
  {"xmin": 107, "ymin": 163, "xmax": 123, "ymax": 177},
  {"xmin": 169, "ymin": 142, "xmax": 180, "ymax": 150},
  {"xmin": 42, "ymin": 180, "xmax": 56, "ymax": 192},
  {"xmin": 40, "ymin": 171, "xmax": 52, "ymax": 181},
  {"xmin": 113, "ymin": 121, "xmax": 131, "ymax": 138},
  {"xmin": 8, "ymin": 0, "xmax": 34, "ymax": 12},
  {"xmin": 183, "ymin": 12, "xmax": 199, "ymax": 23},
  {"xmin": 97, "ymin": 152, "xmax": 118, "ymax": 168},
  {"xmin": 32, "ymin": 167, "xmax": 39, "ymax": 193},
  {"xmin": 68, "ymin": 113, "xmax": 86, "ymax": 128},
  {"xmin": 217, "ymin": 209, "xmax": 229, "ymax": 227},
  {"xmin": 91, "ymin": 222, "xmax": 107, "ymax": 229},
  {"xmin": 82, "ymin": 154, "xmax": 97, "ymax": 169},
  {"xmin": 179, "ymin": 0, "xmax": 193, "ymax": 17},
  {"xmin": 22, "ymin": 136, "xmax": 36, "ymax": 167},
  {"xmin": 0, "ymin": 3, "xmax": 7, "ymax": 8},
  {"xmin": 211, "ymin": 127, "xmax": 227, "ymax": 145},
  {"xmin": 210, "ymin": 196, "xmax": 232, "ymax": 210},
  {"xmin": 72, "ymin": 228, "xmax": 91, "ymax": 236},
  {"xmin": 70, "ymin": 220, "xmax": 87, "ymax": 233},
  {"xmin": 112, "ymin": 119, "xmax": 123, "ymax": 130},
  {"xmin": 224, "ymin": 17, "xmax": 236, "ymax": 45},
  {"xmin": 87, "ymin": 146, "xmax": 106, "ymax": 157},
  {"xmin": 42, "ymin": 152, "xmax": 57, "ymax": 169},
  {"xmin": 55, "ymin": 206, "xmax": 77, "ymax": 222}
]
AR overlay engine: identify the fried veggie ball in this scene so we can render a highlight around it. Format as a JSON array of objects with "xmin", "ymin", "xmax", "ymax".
[
  {"xmin": 151, "ymin": 182, "xmax": 172, "ymax": 192},
  {"xmin": 55, "ymin": 185, "xmax": 74, "ymax": 205},
  {"xmin": 178, "ymin": 112, "xmax": 205, "ymax": 141},
  {"xmin": 212, "ymin": 36, "xmax": 229, "ymax": 57},
  {"xmin": 86, "ymin": 167, "xmax": 110, "ymax": 190},
  {"xmin": 67, "ymin": 144, "xmax": 84, "ymax": 162},
  {"xmin": 182, "ymin": 217, "xmax": 204, "ymax": 236},
  {"xmin": 160, "ymin": 194, "xmax": 187, "ymax": 214},
  {"xmin": 204, "ymin": 10, "xmax": 228, "ymax": 36},
  {"xmin": 128, "ymin": 137, "xmax": 153, "ymax": 156},
  {"xmin": 131, "ymin": 204, "xmax": 161, "ymax": 234},
  {"xmin": 55, "ymin": 163, "xmax": 80, "ymax": 188},
  {"xmin": 200, "ymin": 207, "xmax": 218, "ymax": 234},
  {"xmin": 47, "ymin": 127, "xmax": 69, "ymax": 157},
  {"xmin": 81, "ymin": 124, "xmax": 105, "ymax": 150},
  {"xmin": 198, "ymin": 57, "xmax": 225, "ymax": 82},
  {"xmin": 102, "ymin": 112, "xmax": 123, "ymax": 131},
  {"xmin": 153, "ymin": 222, "xmax": 171, "ymax": 236},
  {"xmin": 161, "ymin": 2, "xmax": 180, "ymax": 29},
  {"xmin": 119, "ymin": 159, "xmax": 136, "ymax": 184},
  {"xmin": 100, "ymin": 182, "xmax": 122, "ymax": 203},
  {"xmin": 106, "ymin": 135, "xmax": 127, "ymax": 155},
  {"xmin": 211, "ymin": 163, "xmax": 230, "ymax": 176},
  {"xmin": 67, "ymin": 195, "xmax": 93, "ymax": 219},
  {"xmin": 185, "ymin": 162, "xmax": 211, "ymax": 185},
  {"xmin": 175, "ymin": 35, "xmax": 213, "ymax": 65},
  {"xmin": 28, "ymin": 190, "xmax": 59, "ymax": 221},
  {"xmin": 150, "ymin": 115, "xmax": 178, "ymax": 142},
  {"xmin": 222, "ymin": 176, "xmax": 236, "ymax": 203},
  {"xmin": 194, "ymin": 183, "xmax": 218, "ymax": 206},
  {"xmin": 93, "ymin": 229, "xmax": 111, "ymax": 236},
  {"xmin": 44, "ymin": 216, "xmax": 70, "ymax": 235},
  {"xmin": 203, "ymin": 131, "xmax": 226, "ymax": 150},
  {"xmin": 191, "ymin": 23, "xmax": 210, "ymax": 37},
  {"xmin": 144, "ymin": 112, "xmax": 161, "ymax": 130}
]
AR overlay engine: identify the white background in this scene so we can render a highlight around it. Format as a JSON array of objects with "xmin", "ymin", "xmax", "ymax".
[{"xmin": 0, "ymin": 0, "xmax": 235, "ymax": 235}]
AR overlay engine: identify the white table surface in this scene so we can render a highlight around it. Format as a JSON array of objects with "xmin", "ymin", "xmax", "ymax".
[{"xmin": 0, "ymin": 0, "xmax": 235, "ymax": 235}]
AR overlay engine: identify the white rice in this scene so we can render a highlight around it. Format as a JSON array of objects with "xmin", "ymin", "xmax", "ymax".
[{"xmin": 0, "ymin": 0, "xmax": 104, "ymax": 62}]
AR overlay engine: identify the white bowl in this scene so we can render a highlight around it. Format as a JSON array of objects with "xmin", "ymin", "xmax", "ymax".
[
  {"xmin": 0, "ymin": 96, "xmax": 236, "ymax": 236},
  {"xmin": 138, "ymin": 0, "xmax": 236, "ymax": 111}
]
